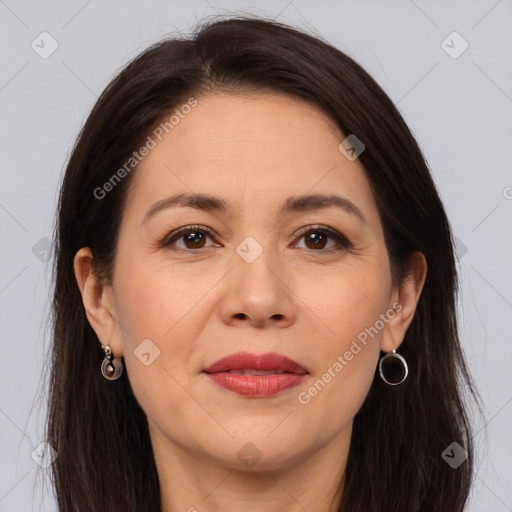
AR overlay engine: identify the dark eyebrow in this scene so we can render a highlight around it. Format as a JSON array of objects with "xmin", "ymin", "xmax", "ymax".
[
  {"xmin": 142, "ymin": 192, "xmax": 367, "ymax": 225},
  {"xmin": 280, "ymin": 194, "xmax": 366, "ymax": 224},
  {"xmin": 142, "ymin": 193, "xmax": 229, "ymax": 225}
]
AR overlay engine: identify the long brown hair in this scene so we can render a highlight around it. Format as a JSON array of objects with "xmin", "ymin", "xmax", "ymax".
[{"xmin": 45, "ymin": 14, "xmax": 482, "ymax": 511}]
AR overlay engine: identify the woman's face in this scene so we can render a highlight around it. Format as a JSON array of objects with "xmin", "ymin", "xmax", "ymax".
[{"xmin": 79, "ymin": 91, "xmax": 418, "ymax": 473}]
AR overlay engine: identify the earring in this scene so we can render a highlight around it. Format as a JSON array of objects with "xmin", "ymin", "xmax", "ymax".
[
  {"xmin": 378, "ymin": 348, "xmax": 408, "ymax": 385},
  {"xmin": 101, "ymin": 344, "xmax": 124, "ymax": 380}
]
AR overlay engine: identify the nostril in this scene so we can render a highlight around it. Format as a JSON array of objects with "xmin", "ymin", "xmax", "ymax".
[{"xmin": 235, "ymin": 313, "xmax": 246, "ymax": 319}]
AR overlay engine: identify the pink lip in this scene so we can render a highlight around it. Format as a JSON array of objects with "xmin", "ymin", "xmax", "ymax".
[
  {"xmin": 203, "ymin": 351, "xmax": 308, "ymax": 374},
  {"xmin": 203, "ymin": 351, "xmax": 309, "ymax": 398}
]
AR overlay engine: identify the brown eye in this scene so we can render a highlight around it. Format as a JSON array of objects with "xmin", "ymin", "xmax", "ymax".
[
  {"xmin": 304, "ymin": 231, "xmax": 328, "ymax": 250},
  {"xmin": 163, "ymin": 226, "xmax": 216, "ymax": 250},
  {"xmin": 180, "ymin": 230, "xmax": 208, "ymax": 249},
  {"xmin": 163, "ymin": 225, "xmax": 351, "ymax": 253},
  {"xmin": 295, "ymin": 226, "xmax": 351, "ymax": 252}
]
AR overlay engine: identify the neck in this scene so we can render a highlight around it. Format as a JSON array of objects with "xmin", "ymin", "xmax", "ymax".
[{"xmin": 152, "ymin": 422, "xmax": 351, "ymax": 512}]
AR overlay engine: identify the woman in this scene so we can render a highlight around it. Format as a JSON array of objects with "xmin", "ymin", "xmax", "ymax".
[{"xmin": 46, "ymin": 15, "xmax": 481, "ymax": 511}]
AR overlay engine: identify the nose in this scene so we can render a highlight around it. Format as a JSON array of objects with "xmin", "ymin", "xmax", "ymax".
[{"xmin": 219, "ymin": 244, "xmax": 296, "ymax": 329}]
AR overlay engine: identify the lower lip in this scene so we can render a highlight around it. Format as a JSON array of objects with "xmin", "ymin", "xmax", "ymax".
[{"xmin": 204, "ymin": 372, "xmax": 307, "ymax": 397}]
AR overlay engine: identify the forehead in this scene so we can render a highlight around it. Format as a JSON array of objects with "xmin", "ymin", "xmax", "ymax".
[{"xmin": 123, "ymin": 92, "xmax": 380, "ymax": 226}]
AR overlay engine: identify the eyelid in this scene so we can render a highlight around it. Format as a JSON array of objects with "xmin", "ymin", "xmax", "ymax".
[
  {"xmin": 293, "ymin": 224, "xmax": 352, "ymax": 247},
  {"xmin": 160, "ymin": 224, "xmax": 217, "ymax": 248},
  {"xmin": 161, "ymin": 224, "xmax": 352, "ymax": 251}
]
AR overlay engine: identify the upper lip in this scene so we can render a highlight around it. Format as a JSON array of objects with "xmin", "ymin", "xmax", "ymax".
[{"xmin": 203, "ymin": 352, "xmax": 309, "ymax": 374}]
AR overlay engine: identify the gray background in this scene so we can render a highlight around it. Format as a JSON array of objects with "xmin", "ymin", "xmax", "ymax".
[{"xmin": 1, "ymin": 0, "xmax": 511, "ymax": 510}]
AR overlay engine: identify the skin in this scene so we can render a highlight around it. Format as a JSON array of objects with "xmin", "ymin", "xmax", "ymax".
[{"xmin": 74, "ymin": 91, "xmax": 427, "ymax": 512}]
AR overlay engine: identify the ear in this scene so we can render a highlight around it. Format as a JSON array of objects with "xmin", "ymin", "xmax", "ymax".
[
  {"xmin": 73, "ymin": 247, "xmax": 124, "ymax": 357},
  {"xmin": 381, "ymin": 251, "xmax": 427, "ymax": 353}
]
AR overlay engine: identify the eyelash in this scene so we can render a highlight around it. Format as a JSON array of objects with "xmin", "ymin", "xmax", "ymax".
[{"xmin": 161, "ymin": 224, "xmax": 352, "ymax": 253}]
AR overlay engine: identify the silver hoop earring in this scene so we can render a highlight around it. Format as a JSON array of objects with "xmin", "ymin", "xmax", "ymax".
[
  {"xmin": 101, "ymin": 344, "xmax": 124, "ymax": 380},
  {"xmin": 378, "ymin": 348, "xmax": 408, "ymax": 385}
]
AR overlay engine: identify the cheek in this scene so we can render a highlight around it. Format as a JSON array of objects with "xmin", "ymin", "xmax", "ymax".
[
  {"xmin": 112, "ymin": 260, "xmax": 213, "ymax": 414},
  {"xmin": 292, "ymin": 262, "xmax": 389, "ymax": 424},
  {"xmin": 303, "ymin": 258, "xmax": 391, "ymax": 345},
  {"xmin": 115, "ymin": 257, "xmax": 211, "ymax": 342}
]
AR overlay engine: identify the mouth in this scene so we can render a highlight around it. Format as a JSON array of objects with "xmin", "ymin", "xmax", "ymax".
[
  {"xmin": 202, "ymin": 352, "xmax": 309, "ymax": 397},
  {"xmin": 202, "ymin": 351, "xmax": 309, "ymax": 375},
  {"xmin": 216, "ymin": 369, "xmax": 304, "ymax": 376}
]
